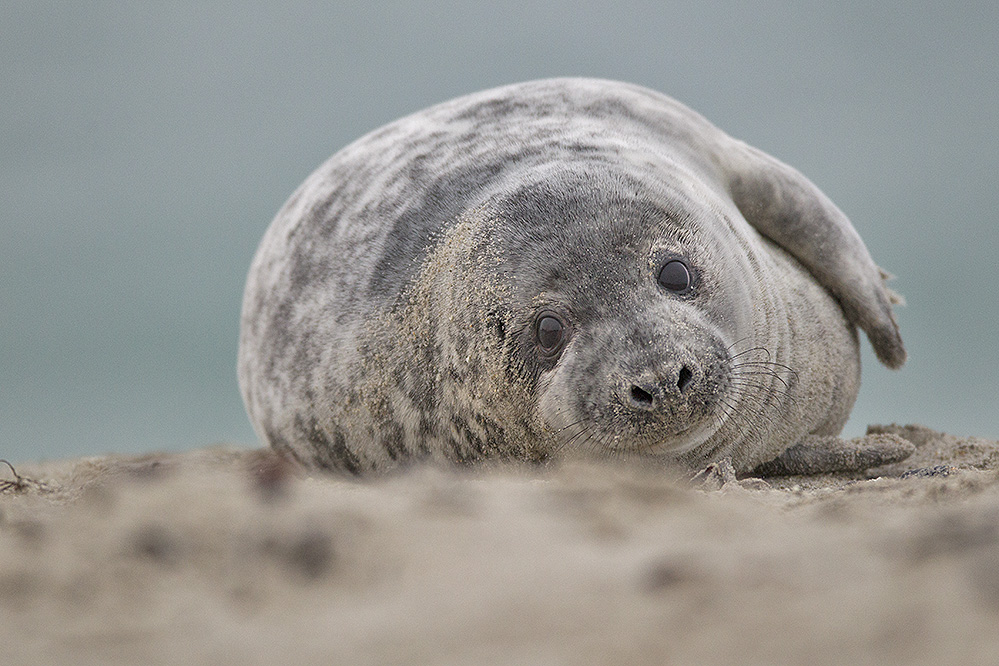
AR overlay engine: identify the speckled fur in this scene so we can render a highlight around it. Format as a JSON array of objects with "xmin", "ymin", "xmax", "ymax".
[{"xmin": 238, "ymin": 78, "xmax": 905, "ymax": 474}]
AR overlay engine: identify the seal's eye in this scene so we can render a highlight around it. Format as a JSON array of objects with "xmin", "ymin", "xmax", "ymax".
[
  {"xmin": 658, "ymin": 259, "xmax": 692, "ymax": 293},
  {"xmin": 537, "ymin": 315, "xmax": 566, "ymax": 353}
]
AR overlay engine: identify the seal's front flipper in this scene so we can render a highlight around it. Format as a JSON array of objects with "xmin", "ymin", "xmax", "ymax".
[
  {"xmin": 714, "ymin": 140, "xmax": 906, "ymax": 369},
  {"xmin": 751, "ymin": 433, "xmax": 915, "ymax": 477}
]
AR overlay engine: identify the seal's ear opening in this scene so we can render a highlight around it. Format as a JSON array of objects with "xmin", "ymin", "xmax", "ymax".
[{"xmin": 716, "ymin": 140, "xmax": 906, "ymax": 369}]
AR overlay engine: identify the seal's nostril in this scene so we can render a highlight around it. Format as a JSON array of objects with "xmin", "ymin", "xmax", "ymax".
[
  {"xmin": 677, "ymin": 366, "xmax": 693, "ymax": 392},
  {"xmin": 630, "ymin": 385, "xmax": 654, "ymax": 406}
]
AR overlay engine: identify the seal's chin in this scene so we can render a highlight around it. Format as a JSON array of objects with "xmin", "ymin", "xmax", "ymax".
[
  {"xmin": 610, "ymin": 418, "xmax": 720, "ymax": 457},
  {"xmin": 546, "ymin": 404, "xmax": 724, "ymax": 459}
]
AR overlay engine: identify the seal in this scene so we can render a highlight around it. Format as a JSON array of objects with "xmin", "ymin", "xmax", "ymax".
[{"xmin": 238, "ymin": 78, "xmax": 911, "ymax": 476}]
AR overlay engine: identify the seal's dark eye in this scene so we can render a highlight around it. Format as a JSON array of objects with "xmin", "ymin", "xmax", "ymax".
[
  {"xmin": 537, "ymin": 315, "xmax": 565, "ymax": 352},
  {"xmin": 658, "ymin": 259, "xmax": 692, "ymax": 293}
]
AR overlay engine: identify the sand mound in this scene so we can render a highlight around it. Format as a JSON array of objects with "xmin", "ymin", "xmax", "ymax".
[{"xmin": 2, "ymin": 424, "xmax": 998, "ymax": 665}]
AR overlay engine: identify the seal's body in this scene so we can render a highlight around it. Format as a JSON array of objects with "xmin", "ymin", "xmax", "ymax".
[{"xmin": 238, "ymin": 79, "xmax": 906, "ymax": 475}]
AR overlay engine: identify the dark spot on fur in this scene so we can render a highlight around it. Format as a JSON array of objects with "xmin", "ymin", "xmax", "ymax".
[
  {"xmin": 408, "ymin": 339, "xmax": 442, "ymax": 419},
  {"xmin": 288, "ymin": 251, "xmax": 332, "ymax": 301},
  {"xmin": 452, "ymin": 95, "xmax": 535, "ymax": 122},
  {"xmin": 452, "ymin": 413, "xmax": 486, "ymax": 456},
  {"xmin": 560, "ymin": 140, "xmax": 604, "ymax": 155},
  {"xmin": 447, "ymin": 436, "xmax": 478, "ymax": 465},
  {"xmin": 295, "ymin": 415, "xmax": 362, "ymax": 475},
  {"xmin": 311, "ymin": 182, "xmax": 355, "ymax": 241},
  {"xmin": 452, "ymin": 332, "xmax": 469, "ymax": 359},
  {"xmin": 262, "ymin": 300, "xmax": 296, "ymax": 381},
  {"xmin": 367, "ymin": 160, "xmax": 506, "ymax": 300},
  {"xmin": 419, "ymin": 415, "xmax": 437, "ymax": 439},
  {"xmin": 304, "ymin": 196, "xmax": 337, "ymax": 233},
  {"xmin": 473, "ymin": 412, "xmax": 503, "ymax": 441},
  {"xmin": 381, "ymin": 422, "xmax": 407, "ymax": 461},
  {"xmin": 402, "ymin": 150, "xmax": 431, "ymax": 185}
]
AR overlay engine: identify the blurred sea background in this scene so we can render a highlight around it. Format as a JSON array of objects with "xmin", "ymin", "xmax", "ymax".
[{"xmin": 3, "ymin": 1, "xmax": 997, "ymax": 462}]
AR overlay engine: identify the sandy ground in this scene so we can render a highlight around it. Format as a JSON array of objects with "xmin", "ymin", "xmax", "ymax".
[{"xmin": 2, "ymin": 423, "xmax": 998, "ymax": 665}]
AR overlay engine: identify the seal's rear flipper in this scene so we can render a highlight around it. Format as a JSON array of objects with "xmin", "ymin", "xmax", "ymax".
[
  {"xmin": 751, "ymin": 433, "xmax": 915, "ymax": 477},
  {"xmin": 715, "ymin": 140, "xmax": 906, "ymax": 369}
]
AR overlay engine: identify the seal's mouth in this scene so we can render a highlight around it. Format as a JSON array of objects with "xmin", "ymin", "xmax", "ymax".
[
  {"xmin": 611, "ymin": 417, "xmax": 719, "ymax": 456},
  {"xmin": 545, "ymin": 399, "xmax": 726, "ymax": 460}
]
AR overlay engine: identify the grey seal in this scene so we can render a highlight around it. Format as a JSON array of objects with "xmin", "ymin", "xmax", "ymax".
[{"xmin": 238, "ymin": 78, "xmax": 910, "ymax": 476}]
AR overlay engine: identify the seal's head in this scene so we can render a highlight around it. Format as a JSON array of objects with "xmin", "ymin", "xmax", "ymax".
[{"xmin": 473, "ymin": 167, "xmax": 746, "ymax": 459}]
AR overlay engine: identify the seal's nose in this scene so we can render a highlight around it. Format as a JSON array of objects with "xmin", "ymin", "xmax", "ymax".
[
  {"xmin": 677, "ymin": 365, "xmax": 693, "ymax": 392},
  {"xmin": 629, "ymin": 385, "xmax": 655, "ymax": 407},
  {"xmin": 626, "ymin": 364, "xmax": 695, "ymax": 410}
]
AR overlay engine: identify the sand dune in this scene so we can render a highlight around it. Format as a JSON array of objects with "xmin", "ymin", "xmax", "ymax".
[{"xmin": 2, "ymin": 424, "xmax": 998, "ymax": 665}]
